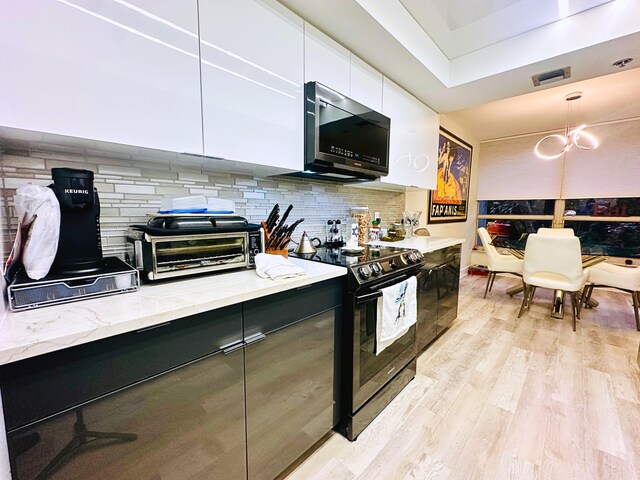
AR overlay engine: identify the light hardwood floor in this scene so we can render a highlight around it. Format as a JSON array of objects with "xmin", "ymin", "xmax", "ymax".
[{"xmin": 283, "ymin": 274, "xmax": 640, "ymax": 480}]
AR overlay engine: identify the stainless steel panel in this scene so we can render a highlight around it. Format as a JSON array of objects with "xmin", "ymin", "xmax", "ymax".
[
  {"xmin": 245, "ymin": 309, "xmax": 336, "ymax": 480},
  {"xmin": 7, "ymin": 350, "xmax": 246, "ymax": 480}
]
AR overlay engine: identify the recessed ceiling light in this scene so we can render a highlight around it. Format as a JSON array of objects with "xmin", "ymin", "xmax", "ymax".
[{"xmin": 612, "ymin": 58, "xmax": 633, "ymax": 68}]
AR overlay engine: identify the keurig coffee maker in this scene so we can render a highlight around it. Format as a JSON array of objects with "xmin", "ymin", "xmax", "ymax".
[
  {"xmin": 7, "ymin": 168, "xmax": 140, "ymax": 311},
  {"xmin": 51, "ymin": 168, "xmax": 104, "ymax": 274}
]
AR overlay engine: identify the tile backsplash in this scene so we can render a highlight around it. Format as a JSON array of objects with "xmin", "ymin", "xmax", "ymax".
[{"xmin": 0, "ymin": 146, "xmax": 405, "ymax": 260}]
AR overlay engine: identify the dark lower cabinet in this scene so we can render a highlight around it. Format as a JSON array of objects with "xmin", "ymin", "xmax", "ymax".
[
  {"xmin": 0, "ymin": 279, "xmax": 343, "ymax": 480},
  {"xmin": 244, "ymin": 310, "xmax": 336, "ymax": 480},
  {"xmin": 243, "ymin": 280, "xmax": 341, "ymax": 480},
  {"xmin": 416, "ymin": 244, "xmax": 461, "ymax": 353},
  {"xmin": 1, "ymin": 305, "xmax": 246, "ymax": 480}
]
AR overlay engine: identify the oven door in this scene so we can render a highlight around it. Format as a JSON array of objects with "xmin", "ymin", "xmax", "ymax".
[
  {"xmin": 150, "ymin": 233, "xmax": 249, "ymax": 280},
  {"xmin": 351, "ymin": 270, "xmax": 423, "ymax": 412}
]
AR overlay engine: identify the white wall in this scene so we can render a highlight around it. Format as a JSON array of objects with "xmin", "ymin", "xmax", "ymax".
[
  {"xmin": 405, "ymin": 115, "xmax": 480, "ymax": 273},
  {"xmin": 0, "ymin": 154, "xmax": 9, "ymax": 478},
  {"xmin": 1, "ymin": 154, "xmax": 6, "ymax": 320}
]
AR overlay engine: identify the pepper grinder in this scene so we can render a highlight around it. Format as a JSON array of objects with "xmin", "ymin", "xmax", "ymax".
[{"xmin": 325, "ymin": 219, "xmax": 344, "ymax": 249}]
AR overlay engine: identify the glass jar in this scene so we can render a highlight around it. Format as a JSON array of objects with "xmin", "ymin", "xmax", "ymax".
[{"xmin": 349, "ymin": 207, "xmax": 370, "ymax": 247}]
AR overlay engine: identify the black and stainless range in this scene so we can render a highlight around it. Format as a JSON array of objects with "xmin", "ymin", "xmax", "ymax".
[{"xmin": 291, "ymin": 245, "xmax": 427, "ymax": 440}]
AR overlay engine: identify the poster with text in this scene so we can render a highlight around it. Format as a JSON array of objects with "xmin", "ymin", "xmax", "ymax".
[{"xmin": 428, "ymin": 128, "xmax": 473, "ymax": 224}]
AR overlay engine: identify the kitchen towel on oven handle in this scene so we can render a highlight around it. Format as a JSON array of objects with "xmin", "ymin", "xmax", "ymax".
[{"xmin": 375, "ymin": 276, "xmax": 417, "ymax": 355}]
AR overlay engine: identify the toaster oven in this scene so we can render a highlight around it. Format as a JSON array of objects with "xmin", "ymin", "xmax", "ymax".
[{"xmin": 127, "ymin": 216, "xmax": 264, "ymax": 281}]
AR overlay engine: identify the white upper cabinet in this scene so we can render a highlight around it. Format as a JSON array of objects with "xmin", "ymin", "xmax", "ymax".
[
  {"xmin": 349, "ymin": 55, "xmax": 383, "ymax": 112},
  {"xmin": 199, "ymin": 0, "xmax": 303, "ymax": 170},
  {"xmin": 380, "ymin": 78, "xmax": 439, "ymax": 190},
  {"xmin": 304, "ymin": 23, "xmax": 350, "ymax": 95},
  {"xmin": 0, "ymin": 0, "xmax": 203, "ymax": 154}
]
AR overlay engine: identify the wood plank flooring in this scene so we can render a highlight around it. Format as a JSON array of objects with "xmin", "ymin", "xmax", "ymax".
[{"xmin": 282, "ymin": 274, "xmax": 640, "ymax": 480}]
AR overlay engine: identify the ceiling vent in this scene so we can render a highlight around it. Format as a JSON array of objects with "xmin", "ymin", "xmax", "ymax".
[{"xmin": 531, "ymin": 67, "xmax": 571, "ymax": 87}]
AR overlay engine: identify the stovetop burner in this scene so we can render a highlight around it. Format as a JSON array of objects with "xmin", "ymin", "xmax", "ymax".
[
  {"xmin": 290, "ymin": 245, "xmax": 425, "ymax": 287},
  {"xmin": 290, "ymin": 245, "xmax": 404, "ymax": 266}
]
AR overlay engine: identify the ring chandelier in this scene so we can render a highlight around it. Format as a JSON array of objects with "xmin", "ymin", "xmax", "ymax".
[{"xmin": 534, "ymin": 92, "xmax": 599, "ymax": 160}]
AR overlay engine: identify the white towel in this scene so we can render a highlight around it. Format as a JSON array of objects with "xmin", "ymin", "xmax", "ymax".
[
  {"xmin": 255, "ymin": 253, "xmax": 307, "ymax": 280},
  {"xmin": 375, "ymin": 276, "xmax": 417, "ymax": 355}
]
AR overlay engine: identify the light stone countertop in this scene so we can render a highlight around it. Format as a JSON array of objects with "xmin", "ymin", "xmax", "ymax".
[
  {"xmin": 0, "ymin": 258, "xmax": 346, "ymax": 366},
  {"xmin": 368, "ymin": 236, "xmax": 465, "ymax": 253}
]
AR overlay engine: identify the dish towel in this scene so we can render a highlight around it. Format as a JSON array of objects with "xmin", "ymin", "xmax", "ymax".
[
  {"xmin": 375, "ymin": 276, "xmax": 417, "ymax": 355},
  {"xmin": 255, "ymin": 253, "xmax": 307, "ymax": 280}
]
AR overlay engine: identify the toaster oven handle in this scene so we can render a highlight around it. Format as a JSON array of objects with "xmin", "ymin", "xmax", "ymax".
[{"xmin": 133, "ymin": 240, "xmax": 144, "ymax": 270}]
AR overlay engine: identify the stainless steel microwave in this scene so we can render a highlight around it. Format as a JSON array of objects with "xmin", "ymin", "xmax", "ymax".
[{"xmin": 303, "ymin": 81, "xmax": 390, "ymax": 182}]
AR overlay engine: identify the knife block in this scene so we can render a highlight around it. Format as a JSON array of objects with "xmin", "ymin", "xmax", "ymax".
[
  {"xmin": 262, "ymin": 220, "xmax": 289, "ymax": 257},
  {"xmin": 265, "ymin": 248, "xmax": 288, "ymax": 258}
]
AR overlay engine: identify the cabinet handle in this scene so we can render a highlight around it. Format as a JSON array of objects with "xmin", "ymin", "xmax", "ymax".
[
  {"xmin": 222, "ymin": 341, "xmax": 244, "ymax": 355},
  {"xmin": 296, "ymin": 284, "xmax": 313, "ymax": 291},
  {"xmin": 244, "ymin": 332, "xmax": 267, "ymax": 346}
]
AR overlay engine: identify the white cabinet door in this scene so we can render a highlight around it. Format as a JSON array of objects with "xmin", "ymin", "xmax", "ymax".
[
  {"xmin": 380, "ymin": 78, "xmax": 439, "ymax": 189},
  {"xmin": 199, "ymin": 0, "xmax": 303, "ymax": 170},
  {"xmin": 349, "ymin": 55, "xmax": 383, "ymax": 112},
  {"xmin": 304, "ymin": 23, "xmax": 350, "ymax": 95},
  {"xmin": 0, "ymin": 0, "xmax": 203, "ymax": 154}
]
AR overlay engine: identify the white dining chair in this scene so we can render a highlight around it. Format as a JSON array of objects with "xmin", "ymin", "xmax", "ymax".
[
  {"xmin": 477, "ymin": 227, "xmax": 523, "ymax": 299},
  {"xmin": 518, "ymin": 234, "xmax": 589, "ymax": 331},
  {"xmin": 537, "ymin": 227, "xmax": 575, "ymax": 236},
  {"xmin": 582, "ymin": 263, "xmax": 640, "ymax": 331}
]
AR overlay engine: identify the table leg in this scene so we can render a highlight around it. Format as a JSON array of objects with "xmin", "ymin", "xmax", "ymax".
[
  {"xmin": 506, "ymin": 283, "xmax": 524, "ymax": 296},
  {"xmin": 551, "ymin": 290, "xmax": 564, "ymax": 319}
]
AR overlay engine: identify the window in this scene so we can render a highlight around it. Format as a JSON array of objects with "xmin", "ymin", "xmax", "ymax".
[
  {"xmin": 476, "ymin": 197, "xmax": 640, "ymax": 258},
  {"xmin": 479, "ymin": 200, "xmax": 555, "ymax": 216},
  {"xmin": 563, "ymin": 197, "xmax": 640, "ymax": 258},
  {"xmin": 477, "ymin": 200, "xmax": 554, "ymax": 249},
  {"xmin": 477, "ymin": 218, "xmax": 552, "ymax": 249}
]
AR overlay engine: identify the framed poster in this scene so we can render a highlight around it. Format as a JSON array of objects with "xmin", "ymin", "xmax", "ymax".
[{"xmin": 428, "ymin": 128, "xmax": 473, "ymax": 224}]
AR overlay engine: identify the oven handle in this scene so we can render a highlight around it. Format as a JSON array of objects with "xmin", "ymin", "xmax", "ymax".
[
  {"xmin": 355, "ymin": 271, "xmax": 424, "ymax": 306},
  {"xmin": 355, "ymin": 290, "xmax": 383, "ymax": 306}
]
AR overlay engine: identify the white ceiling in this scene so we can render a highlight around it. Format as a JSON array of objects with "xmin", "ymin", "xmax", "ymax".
[
  {"xmin": 399, "ymin": 0, "xmax": 615, "ymax": 59},
  {"xmin": 278, "ymin": 0, "xmax": 640, "ymax": 133},
  {"xmin": 445, "ymin": 66, "xmax": 640, "ymax": 141}
]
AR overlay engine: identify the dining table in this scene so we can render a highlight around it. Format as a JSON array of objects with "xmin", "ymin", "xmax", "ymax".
[{"xmin": 504, "ymin": 247, "xmax": 606, "ymax": 318}]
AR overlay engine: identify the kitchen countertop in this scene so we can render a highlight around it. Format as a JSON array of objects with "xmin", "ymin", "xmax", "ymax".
[
  {"xmin": 0, "ymin": 258, "xmax": 346, "ymax": 366},
  {"xmin": 368, "ymin": 236, "xmax": 465, "ymax": 253}
]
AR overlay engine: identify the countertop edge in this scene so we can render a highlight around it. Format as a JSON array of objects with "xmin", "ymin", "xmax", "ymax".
[
  {"xmin": 368, "ymin": 237, "xmax": 465, "ymax": 253},
  {"xmin": 0, "ymin": 260, "xmax": 346, "ymax": 366}
]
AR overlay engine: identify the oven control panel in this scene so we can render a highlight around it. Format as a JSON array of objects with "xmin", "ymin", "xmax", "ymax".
[{"xmin": 349, "ymin": 249, "xmax": 424, "ymax": 286}]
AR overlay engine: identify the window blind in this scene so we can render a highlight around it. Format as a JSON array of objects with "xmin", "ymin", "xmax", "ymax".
[
  {"xmin": 561, "ymin": 119, "xmax": 640, "ymax": 199},
  {"xmin": 477, "ymin": 133, "xmax": 564, "ymax": 200},
  {"xmin": 478, "ymin": 118, "xmax": 640, "ymax": 200}
]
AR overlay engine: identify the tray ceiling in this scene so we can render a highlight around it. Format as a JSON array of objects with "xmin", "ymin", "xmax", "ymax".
[
  {"xmin": 399, "ymin": 0, "xmax": 615, "ymax": 59},
  {"xmin": 279, "ymin": 0, "xmax": 640, "ymax": 118}
]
